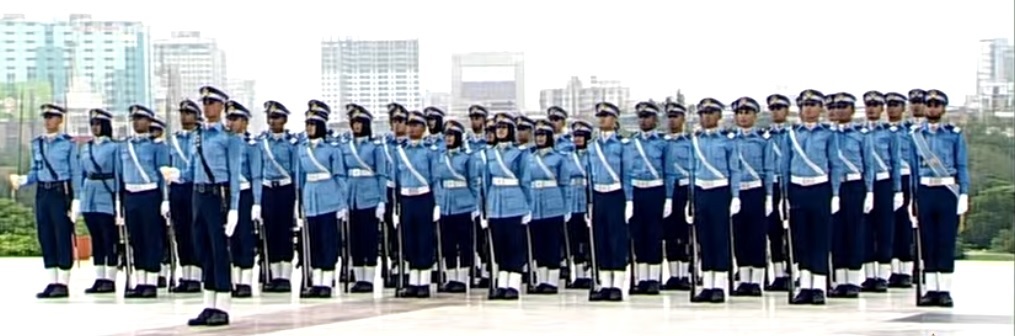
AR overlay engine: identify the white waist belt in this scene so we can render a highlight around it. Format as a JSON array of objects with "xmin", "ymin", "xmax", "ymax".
[
  {"xmin": 262, "ymin": 178, "xmax": 293, "ymax": 187},
  {"xmin": 739, "ymin": 180, "xmax": 762, "ymax": 190},
  {"xmin": 401, "ymin": 186, "xmax": 431, "ymax": 196},
  {"xmin": 387, "ymin": 180, "xmax": 395, "ymax": 188},
  {"xmin": 900, "ymin": 167, "xmax": 911, "ymax": 176},
  {"xmin": 875, "ymin": 172, "xmax": 890, "ymax": 181},
  {"xmin": 125, "ymin": 183, "xmax": 158, "ymax": 193},
  {"xmin": 442, "ymin": 180, "xmax": 467, "ymax": 189},
  {"xmin": 791, "ymin": 175, "xmax": 829, "ymax": 186},
  {"xmin": 239, "ymin": 181, "xmax": 251, "ymax": 190},
  {"xmin": 532, "ymin": 180, "xmax": 558, "ymax": 188},
  {"xmin": 307, "ymin": 173, "xmax": 331, "ymax": 182},
  {"xmin": 632, "ymin": 179, "xmax": 663, "ymax": 189},
  {"xmin": 349, "ymin": 169, "xmax": 374, "ymax": 177},
  {"xmin": 920, "ymin": 177, "xmax": 955, "ymax": 187},
  {"xmin": 845, "ymin": 173, "xmax": 862, "ymax": 181},
  {"xmin": 593, "ymin": 183, "xmax": 621, "ymax": 193},
  {"xmin": 694, "ymin": 179, "xmax": 728, "ymax": 190},
  {"xmin": 677, "ymin": 178, "xmax": 689, "ymax": 186},
  {"xmin": 570, "ymin": 178, "xmax": 586, "ymax": 186},
  {"xmin": 492, "ymin": 177, "xmax": 519, "ymax": 186}
]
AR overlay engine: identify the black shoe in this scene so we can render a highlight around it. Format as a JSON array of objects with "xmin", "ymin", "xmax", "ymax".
[
  {"xmin": 572, "ymin": 278, "xmax": 593, "ymax": 289},
  {"xmin": 48, "ymin": 284, "xmax": 69, "ymax": 298},
  {"xmin": 262, "ymin": 279, "xmax": 279, "ymax": 293},
  {"xmin": 860, "ymin": 278, "xmax": 877, "ymax": 292},
  {"xmin": 887, "ymin": 273, "xmax": 901, "ymax": 287},
  {"xmin": 691, "ymin": 289, "xmax": 713, "ymax": 303},
  {"xmin": 158, "ymin": 276, "xmax": 167, "ymax": 288},
  {"xmin": 350, "ymin": 281, "xmax": 374, "ymax": 293},
  {"xmin": 184, "ymin": 280, "xmax": 203, "ymax": 293},
  {"xmin": 709, "ymin": 289, "xmax": 726, "ymax": 303},
  {"xmin": 273, "ymin": 280, "xmax": 292, "ymax": 293},
  {"xmin": 643, "ymin": 280, "xmax": 661, "ymax": 295},
  {"xmin": 205, "ymin": 309, "xmax": 230, "ymax": 326},
  {"xmin": 529, "ymin": 283, "xmax": 546, "ymax": 294},
  {"xmin": 187, "ymin": 308, "xmax": 213, "ymax": 326},
  {"xmin": 662, "ymin": 277, "xmax": 680, "ymax": 290},
  {"xmin": 588, "ymin": 288, "xmax": 608, "ymax": 301},
  {"xmin": 810, "ymin": 289, "xmax": 826, "ymax": 305},
  {"xmin": 140, "ymin": 285, "xmax": 158, "ymax": 298},
  {"xmin": 414, "ymin": 285, "xmax": 431, "ymax": 298},
  {"xmin": 844, "ymin": 284, "xmax": 861, "ymax": 298},
  {"xmin": 489, "ymin": 288, "xmax": 506, "ymax": 300},
  {"xmin": 675, "ymin": 277, "xmax": 692, "ymax": 291},
  {"xmin": 541, "ymin": 284, "xmax": 559, "ymax": 294},
  {"xmin": 918, "ymin": 291, "xmax": 939, "ymax": 307},
  {"xmin": 84, "ymin": 280, "xmax": 102, "ymax": 294},
  {"xmin": 790, "ymin": 289, "xmax": 813, "ymax": 304},
  {"xmin": 937, "ymin": 292, "xmax": 953, "ymax": 307},
  {"xmin": 315, "ymin": 286, "xmax": 333, "ymax": 298},
  {"xmin": 36, "ymin": 284, "xmax": 55, "ymax": 299},
  {"xmin": 607, "ymin": 288, "xmax": 623, "ymax": 301},
  {"xmin": 897, "ymin": 274, "xmax": 913, "ymax": 288},
  {"xmin": 299, "ymin": 286, "xmax": 320, "ymax": 298},
  {"xmin": 629, "ymin": 281, "xmax": 646, "ymax": 295},
  {"xmin": 397, "ymin": 286, "xmax": 417, "ymax": 298},
  {"xmin": 503, "ymin": 288, "xmax": 519, "ymax": 300},
  {"xmin": 448, "ymin": 281, "xmax": 468, "ymax": 293},
  {"xmin": 232, "ymin": 285, "xmax": 252, "ymax": 298},
  {"xmin": 476, "ymin": 277, "xmax": 491, "ymax": 289},
  {"xmin": 828, "ymin": 285, "xmax": 847, "ymax": 298},
  {"xmin": 732, "ymin": 283, "xmax": 751, "ymax": 296},
  {"xmin": 125, "ymin": 286, "xmax": 144, "ymax": 299},
  {"xmin": 766, "ymin": 277, "xmax": 789, "ymax": 291},
  {"xmin": 873, "ymin": 278, "xmax": 888, "ymax": 292}
]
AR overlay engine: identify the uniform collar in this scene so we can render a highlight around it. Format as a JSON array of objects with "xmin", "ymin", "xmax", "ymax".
[
  {"xmin": 536, "ymin": 147, "xmax": 553, "ymax": 155},
  {"xmin": 771, "ymin": 122, "xmax": 786, "ymax": 130},
  {"xmin": 354, "ymin": 136, "xmax": 368, "ymax": 144},
  {"xmin": 738, "ymin": 127, "xmax": 757, "ymax": 135},
  {"xmin": 599, "ymin": 131, "xmax": 616, "ymax": 141},
  {"xmin": 93, "ymin": 136, "xmax": 109, "ymax": 144},
  {"xmin": 638, "ymin": 130, "xmax": 657, "ymax": 139},
  {"xmin": 800, "ymin": 122, "xmax": 820, "ymax": 130},
  {"xmin": 702, "ymin": 127, "xmax": 721, "ymax": 135}
]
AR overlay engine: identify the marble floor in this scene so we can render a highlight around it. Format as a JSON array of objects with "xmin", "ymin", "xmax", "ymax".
[{"xmin": 1, "ymin": 258, "xmax": 1011, "ymax": 336}]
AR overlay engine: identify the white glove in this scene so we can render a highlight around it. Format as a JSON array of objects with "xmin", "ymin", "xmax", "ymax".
[
  {"xmin": 893, "ymin": 192, "xmax": 904, "ymax": 210},
  {"xmin": 779, "ymin": 200, "xmax": 788, "ymax": 219},
  {"xmin": 624, "ymin": 201, "xmax": 633, "ymax": 222},
  {"xmin": 8, "ymin": 174, "xmax": 24, "ymax": 190},
  {"xmin": 393, "ymin": 210, "xmax": 400, "ymax": 228},
  {"xmin": 863, "ymin": 192, "xmax": 874, "ymax": 213},
  {"xmin": 729, "ymin": 197, "xmax": 741, "ymax": 216},
  {"xmin": 957, "ymin": 194, "xmax": 968, "ymax": 215},
  {"xmin": 564, "ymin": 213, "xmax": 572, "ymax": 223},
  {"xmin": 522, "ymin": 212, "xmax": 532, "ymax": 225},
  {"xmin": 480, "ymin": 218, "xmax": 488, "ymax": 229},
  {"xmin": 159, "ymin": 166, "xmax": 181, "ymax": 183},
  {"xmin": 663, "ymin": 198, "xmax": 673, "ymax": 218},
  {"xmin": 225, "ymin": 210, "xmax": 238, "ymax": 237},
  {"xmin": 115, "ymin": 201, "xmax": 124, "ymax": 226},
  {"xmin": 765, "ymin": 196, "xmax": 773, "ymax": 216},
  {"xmin": 69, "ymin": 199, "xmax": 80, "ymax": 221},
  {"xmin": 685, "ymin": 205, "xmax": 693, "ymax": 224},
  {"xmin": 251, "ymin": 204, "xmax": 262, "ymax": 222},
  {"xmin": 831, "ymin": 196, "xmax": 841, "ymax": 214},
  {"xmin": 471, "ymin": 209, "xmax": 480, "ymax": 221},
  {"xmin": 161, "ymin": 201, "xmax": 170, "ymax": 219},
  {"xmin": 376, "ymin": 203, "xmax": 385, "ymax": 220},
  {"xmin": 433, "ymin": 206, "xmax": 441, "ymax": 222},
  {"xmin": 337, "ymin": 208, "xmax": 348, "ymax": 221}
]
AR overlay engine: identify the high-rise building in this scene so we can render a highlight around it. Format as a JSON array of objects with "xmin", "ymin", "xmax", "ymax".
[
  {"xmin": 227, "ymin": 78, "xmax": 259, "ymax": 133},
  {"xmin": 975, "ymin": 38, "xmax": 1015, "ymax": 117},
  {"xmin": 152, "ymin": 31, "xmax": 227, "ymax": 124},
  {"xmin": 451, "ymin": 52, "xmax": 525, "ymax": 117},
  {"xmin": 539, "ymin": 76, "xmax": 629, "ymax": 121},
  {"xmin": 320, "ymin": 38, "xmax": 421, "ymax": 125},
  {"xmin": 0, "ymin": 14, "xmax": 151, "ymax": 116}
]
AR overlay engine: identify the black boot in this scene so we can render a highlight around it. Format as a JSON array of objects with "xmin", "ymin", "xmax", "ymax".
[
  {"xmin": 937, "ymin": 292, "xmax": 953, "ymax": 307},
  {"xmin": 232, "ymin": 284, "xmax": 252, "ymax": 298},
  {"xmin": 273, "ymin": 279, "xmax": 292, "ymax": 293},
  {"xmin": 47, "ymin": 284, "xmax": 69, "ymax": 298},
  {"xmin": 489, "ymin": 287, "xmax": 506, "ymax": 300},
  {"xmin": 205, "ymin": 309, "xmax": 230, "ymax": 326},
  {"xmin": 502, "ymin": 288, "xmax": 519, "ymax": 300},
  {"xmin": 809, "ymin": 289, "xmax": 826, "ymax": 305},
  {"xmin": 607, "ymin": 288, "xmax": 623, "ymax": 301},
  {"xmin": 187, "ymin": 308, "xmax": 213, "ymax": 326},
  {"xmin": 643, "ymin": 280, "xmax": 661, "ymax": 295},
  {"xmin": 662, "ymin": 277, "xmax": 680, "ymax": 290},
  {"xmin": 396, "ymin": 286, "xmax": 417, "ymax": 298},
  {"xmin": 790, "ymin": 289, "xmax": 813, "ymax": 305},
  {"xmin": 917, "ymin": 291, "xmax": 939, "ymax": 307},
  {"xmin": 350, "ymin": 281, "xmax": 373, "ymax": 293},
  {"xmin": 262, "ymin": 279, "xmax": 279, "ymax": 293},
  {"xmin": 588, "ymin": 288, "xmax": 608, "ymax": 301},
  {"xmin": 36, "ymin": 284, "xmax": 55, "ymax": 299},
  {"xmin": 691, "ymin": 289, "xmax": 713, "ymax": 303},
  {"xmin": 708, "ymin": 289, "xmax": 726, "ymax": 303}
]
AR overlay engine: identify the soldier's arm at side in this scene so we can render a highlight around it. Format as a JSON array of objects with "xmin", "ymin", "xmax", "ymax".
[
  {"xmin": 862, "ymin": 132, "xmax": 875, "ymax": 193},
  {"xmin": 518, "ymin": 150, "xmax": 533, "ymax": 208},
  {"xmin": 762, "ymin": 138, "xmax": 774, "ymax": 196},
  {"xmin": 662, "ymin": 141, "xmax": 674, "ymax": 199},
  {"xmin": 621, "ymin": 140, "xmax": 634, "ymax": 201},
  {"xmin": 556, "ymin": 153, "xmax": 572, "ymax": 213},
  {"xmin": 251, "ymin": 145, "xmax": 264, "ymax": 206},
  {"xmin": 24, "ymin": 140, "xmax": 40, "ymax": 185},
  {"xmin": 890, "ymin": 130, "xmax": 902, "ymax": 192},
  {"xmin": 330, "ymin": 144, "xmax": 349, "ymax": 213},
  {"xmin": 70, "ymin": 141, "xmax": 82, "ymax": 200},
  {"xmin": 374, "ymin": 143, "xmax": 388, "ymax": 203},
  {"xmin": 227, "ymin": 135, "xmax": 243, "ymax": 211},
  {"xmin": 828, "ymin": 131, "xmax": 842, "ymax": 197},
  {"xmin": 728, "ymin": 138, "xmax": 742, "ymax": 199},
  {"xmin": 955, "ymin": 132, "xmax": 970, "ymax": 194}
]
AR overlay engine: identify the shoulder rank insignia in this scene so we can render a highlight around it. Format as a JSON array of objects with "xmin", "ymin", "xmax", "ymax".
[
  {"xmin": 727, "ymin": 132, "xmax": 736, "ymax": 139},
  {"xmin": 153, "ymin": 138, "xmax": 164, "ymax": 143},
  {"xmin": 247, "ymin": 138, "xmax": 257, "ymax": 145},
  {"xmin": 289, "ymin": 137, "xmax": 299, "ymax": 144},
  {"xmin": 762, "ymin": 131, "xmax": 770, "ymax": 139},
  {"xmin": 620, "ymin": 138, "xmax": 630, "ymax": 144},
  {"xmin": 952, "ymin": 126, "xmax": 961, "ymax": 133},
  {"xmin": 860, "ymin": 127, "xmax": 869, "ymax": 134},
  {"xmin": 889, "ymin": 125, "xmax": 898, "ymax": 132},
  {"xmin": 429, "ymin": 144, "xmax": 439, "ymax": 151},
  {"xmin": 664, "ymin": 134, "xmax": 672, "ymax": 140},
  {"xmin": 373, "ymin": 139, "xmax": 382, "ymax": 145}
]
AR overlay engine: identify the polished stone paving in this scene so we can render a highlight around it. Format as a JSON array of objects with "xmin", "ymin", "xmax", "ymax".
[{"xmin": 1, "ymin": 258, "xmax": 1011, "ymax": 336}]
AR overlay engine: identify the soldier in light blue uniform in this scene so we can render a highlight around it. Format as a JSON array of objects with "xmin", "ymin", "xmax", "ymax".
[
  {"xmin": 341, "ymin": 104, "xmax": 387, "ymax": 293},
  {"xmin": 392, "ymin": 110, "xmax": 440, "ymax": 298},
  {"xmin": 826, "ymin": 92, "xmax": 872, "ymax": 299},
  {"xmin": 547, "ymin": 106, "xmax": 575, "ymax": 153},
  {"xmin": 884, "ymin": 92, "xmax": 916, "ymax": 288},
  {"xmin": 565, "ymin": 120, "xmax": 594, "ymax": 289},
  {"xmin": 434, "ymin": 120, "xmax": 479, "ymax": 293},
  {"xmin": 688, "ymin": 98, "xmax": 741, "ymax": 304},
  {"xmin": 466, "ymin": 105, "xmax": 488, "ymax": 153},
  {"xmin": 180, "ymin": 86, "xmax": 243, "ymax": 326},
  {"xmin": 587, "ymin": 102, "xmax": 630, "ymax": 302},
  {"xmin": 150, "ymin": 116, "xmax": 173, "ymax": 288},
  {"xmin": 80, "ymin": 109, "xmax": 121, "ymax": 294},
  {"xmin": 120, "ymin": 105, "xmax": 170, "ymax": 299},
  {"xmin": 860, "ymin": 91, "xmax": 904, "ymax": 292},
  {"xmin": 481, "ymin": 112, "xmax": 532, "ymax": 300},
  {"xmin": 764, "ymin": 94, "xmax": 793, "ymax": 291},
  {"xmin": 474, "ymin": 116, "xmax": 498, "ymax": 288},
  {"xmin": 258, "ymin": 100, "xmax": 298, "ymax": 293},
  {"xmin": 784, "ymin": 89, "xmax": 841, "ymax": 305},
  {"xmin": 297, "ymin": 100, "xmax": 349, "ymax": 299},
  {"xmin": 661, "ymin": 103, "xmax": 693, "ymax": 291},
  {"xmin": 516, "ymin": 115, "xmax": 535, "ymax": 150},
  {"xmin": 221, "ymin": 101, "xmax": 262, "ymax": 298},
  {"xmin": 728, "ymin": 97, "xmax": 773, "ymax": 297},
  {"xmin": 624, "ymin": 101, "xmax": 669, "ymax": 295},
  {"xmin": 910, "ymin": 90, "xmax": 968, "ymax": 308},
  {"xmin": 907, "ymin": 89, "xmax": 927, "ymax": 128},
  {"xmin": 526, "ymin": 119, "xmax": 572, "ymax": 294},
  {"xmin": 167, "ymin": 99, "xmax": 204, "ymax": 293},
  {"xmin": 381, "ymin": 103, "xmax": 409, "ymax": 288},
  {"xmin": 424, "ymin": 106, "xmax": 446, "ymax": 151}
]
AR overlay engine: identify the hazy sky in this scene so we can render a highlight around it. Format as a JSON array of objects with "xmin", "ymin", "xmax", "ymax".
[{"xmin": 5, "ymin": 0, "xmax": 1015, "ymax": 116}]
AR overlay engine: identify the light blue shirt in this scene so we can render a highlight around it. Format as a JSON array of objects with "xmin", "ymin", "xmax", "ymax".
[
  {"xmin": 434, "ymin": 147, "xmax": 480, "ymax": 216},
  {"xmin": 589, "ymin": 133, "xmax": 630, "ymax": 200},
  {"xmin": 240, "ymin": 133, "xmax": 264, "ymax": 206},
  {"xmin": 78, "ymin": 137, "xmax": 120, "ymax": 214},
  {"xmin": 782, "ymin": 123, "xmax": 842, "ymax": 197},
  {"xmin": 26, "ymin": 134, "xmax": 81, "ymax": 199},
  {"xmin": 909, "ymin": 123, "xmax": 969, "ymax": 194},
  {"xmin": 525, "ymin": 147, "xmax": 572, "ymax": 220},
  {"xmin": 186, "ymin": 123, "xmax": 243, "ymax": 211},
  {"xmin": 863, "ymin": 121, "xmax": 903, "ymax": 192},
  {"xmin": 623, "ymin": 131, "xmax": 669, "ymax": 195},
  {"xmin": 734, "ymin": 128, "xmax": 773, "ymax": 195},
  {"xmin": 836, "ymin": 123, "xmax": 874, "ymax": 192},
  {"xmin": 120, "ymin": 135, "xmax": 169, "ymax": 191},
  {"xmin": 168, "ymin": 129, "xmax": 197, "ymax": 184},
  {"xmin": 690, "ymin": 129, "xmax": 742, "ymax": 198},
  {"xmin": 258, "ymin": 131, "xmax": 299, "ymax": 183},
  {"xmin": 341, "ymin": 136, "xmax": 387, "ymax": 210},
  {"xmin": 297, "ymin": 138, "xmax": 348, "ymax": 217},
  {"xmin": 567, "ymin": 149, "xmax": 591, "ymax": 214},
  {"xmin": 482, "ymin": 143, "xmax": 531, "ymax": 219}
]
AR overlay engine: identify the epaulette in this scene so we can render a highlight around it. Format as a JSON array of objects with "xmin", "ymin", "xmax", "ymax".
[
  {"xmin": 726, "ymin": 131, "xmax": 736, "ymax": 139},
  {"xmin": 153, "ymin": 137, "xmax": 165, "ymax": 143},
  {"xmin": 329, "ymin": 140, "xmax": 341, "ymax": 146},
  {"xmin": 663, "ymin": 134, "xmax": 673, "ymax": 140},
  {"xmin": 945, "ymin": 124, "xmax": 961, "ymax": 133},
  {"xmin": 620, "ymin": 137, "xmax": 630, "ymax": 144},
  {"xmin": 888, "ymin": 125, "xmax": 900, "ymax": 132},
  {"xmin": 518, "ymin": 144, "xmax": 528, "ymax": 150},
  {"xmin": 429, "ymin": 144, "xmax": 439, "ymax": 151},
  {"xmin": 372, "ymin": 138, "xmax": 382, "ymax": 145},
  {"xmin": 762, "ymin": 130, "xmax": 771, "ymax": 139},
  {"xmin": 859, "ymin": 125, "xmax": 869, "ymax": 134}
]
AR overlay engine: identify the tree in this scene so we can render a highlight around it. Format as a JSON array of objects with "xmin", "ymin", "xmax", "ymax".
[{"xmin": 0, "ymin": 198, "xmax": 39, "ymax": 256}]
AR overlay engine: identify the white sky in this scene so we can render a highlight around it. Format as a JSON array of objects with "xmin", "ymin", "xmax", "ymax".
[{"xmin": 5, "ymin": 0, "xmax": 1015, "ymax": 115}]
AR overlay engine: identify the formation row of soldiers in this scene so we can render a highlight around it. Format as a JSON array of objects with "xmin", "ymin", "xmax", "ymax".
[{"xmin": 12, "ymin": 86, "xmax": 968, "ymax": 327}]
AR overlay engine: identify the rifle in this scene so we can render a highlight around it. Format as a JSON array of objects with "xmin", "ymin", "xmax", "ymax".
[
  {"xmin": 911, "ymin": 174, "xmax": 923, "ymax": 305},
  {"xmin": 782, "ymin": 175, "xmax": 795, "ymax": 303},
  {"xmin": 687, "ymin": 162, "xmax": 699, "ymax": 302},
  {"xmin": 585, "ymin": 163, "xmax": 599, "ymax": 299},
  {"xmin": 297, "ymin": 184, "xmax": 312, "ymax": 291}
]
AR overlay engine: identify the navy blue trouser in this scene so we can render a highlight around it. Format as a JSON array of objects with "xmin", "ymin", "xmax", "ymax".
[
  {"xmin": 170, "ymin": 183, "xmax": 198, "ymax": 267},
  {"xmin": 733, "ymin": 188, "xmax": 767, "ymax": 268},
  {"xmin": 916, "ymin": 186, "xmax": 959, "ymax": 273},
  {"xmin": 125, "ymin": 189, "xmax": 163, "ymax": 273},
  {"xmin": 400, "ymin": 193, "xmax": 435, "ymax": 270},
  {"xmin": 230, "ymin": 190, "xmax": 255, "ymax": 269},
  {"xmin": 192, "ymin": 185, "xmax": 232, "ymax": 292},
  {"xmin": 263, "ymin": 184, "xmax": 296, "ymax": 264},
  {"xmin": 307, "ymin": 213, "xmax": 339, "ymax": 271},
  {"xmin": 84, "ymin": 213, "xmax": 118, "ymax": 267},
  {"xmin": 832, "ymin": 181, "xmax": 865, "ymax": 270},
  {"xmin": 693, "ymin": 186, "xmax": 731, "ymax": 272},
  {"xmin": 664, "ymin": 186, "xmax": 690, "ymax": 262},
  {"xmin": 866, "ymin": 180, "xmax": 895, "ymax": 264},
  {"xmin": 631, "ymin": 186, "xmax": 665, "ymax": 264},
  {"xmin": 592, "ymin": 190, "xmax": 629, "ymax": 271},
  {"xmin": 36, "ymin": 185, "xmax": 74, "ymax": 270},
  {"xmin": 788, "ymin": 182, "xmax": 832, "ymax": 276},
  {"xmin": 767, "ymin": 182, "xmax": 787, "ymax": 262},
  {"xmin": 350, "ymin": 207, "xmax": 379, "ymax": 267},
  {"xmin": 893, "ymin": 176, "xmax": 914, "ymax": 262},
  {"xmin": 490, "ymin": 216, "xmax": 525, "ymax": 273},
  {"xmin": 440, "ymin": 212, "xmax": 474, "ymax": 269},
  {"xmin": 566, "ymin": 214, "xmax": 590, "ymax": 264},
  {"xmin": 531, "ymin": 216, "xmax": 563, "ymax": 269}
]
